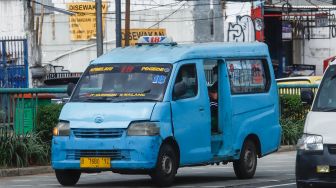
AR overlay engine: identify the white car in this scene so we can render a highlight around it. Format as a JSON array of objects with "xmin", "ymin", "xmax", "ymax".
[{"xmin": 296, "ymin": 62, "xmax": 336, "ymax": 187}]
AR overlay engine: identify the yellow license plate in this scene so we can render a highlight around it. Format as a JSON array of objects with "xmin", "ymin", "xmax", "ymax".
[{"xmin": 80, "ymin": 157, "xmax": 111, "ymax": 169}]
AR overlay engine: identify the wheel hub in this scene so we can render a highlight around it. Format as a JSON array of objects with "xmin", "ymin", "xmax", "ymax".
[
  {"xmin": 161, "ymin": 155, "xmax": 173, "ymax": 175},
  {"xmin": 244, "ymin": 149, "xmax": 254, "ymax": 170}
]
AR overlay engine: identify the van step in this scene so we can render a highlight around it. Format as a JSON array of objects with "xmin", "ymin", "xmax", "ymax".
[{"xmin": 211, "ymin": 134, "xmax": 223, "ymax": 154}]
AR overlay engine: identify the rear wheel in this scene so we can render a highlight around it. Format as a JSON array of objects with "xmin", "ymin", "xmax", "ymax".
[
  {"xmin": 150, "ymin": 144, "xmax": 178, "ymax": 187},
  {"xmin": 233, "ymin": 140, "xmax": 257, "ymax": 179},
  {"xmin": 55, "ymin": 170, "xmax": 81, "ymax": 186}
]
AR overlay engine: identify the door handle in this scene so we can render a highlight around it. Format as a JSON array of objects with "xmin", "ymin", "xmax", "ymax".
[{"xmin": 199, "ymin": 106, "xmax": 205, "ymax": 111}]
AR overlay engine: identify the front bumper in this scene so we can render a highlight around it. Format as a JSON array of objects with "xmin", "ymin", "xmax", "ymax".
[
  {"xmin": 296, "ymin": 144, "xmax": 336, "ymax": 185},
  {"xmin": 52, "ymin": 130, "xmax": 162, "ymax": 171}
]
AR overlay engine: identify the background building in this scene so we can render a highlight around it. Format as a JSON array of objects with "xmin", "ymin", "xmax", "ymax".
[{"xmin": 2, "ymin": 0, "xmax": 335, "ymax": 87}]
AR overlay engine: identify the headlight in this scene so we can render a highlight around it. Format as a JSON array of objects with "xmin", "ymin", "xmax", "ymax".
[
  {"xmin": 297, "ymin": 134, "xmax": 323, "ymax": 151},
  {"xmin": 127, "ymin": 122, "xmax": 160, "ymax": 136},
  {"xmin": 53, "ymin": 121, "xmax": 70, "ymax": 136}
]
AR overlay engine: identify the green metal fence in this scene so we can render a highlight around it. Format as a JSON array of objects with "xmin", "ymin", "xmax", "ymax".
[
  {"xmin": 0, "ymin": 84, "xmax": 319, "ymax": 135},
  {"xmin": 0, "ymin": 88, "xmax": 66, "ymax": 135}
]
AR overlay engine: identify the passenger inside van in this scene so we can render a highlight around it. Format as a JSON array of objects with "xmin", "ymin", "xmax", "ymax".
[{"xmin": 208, "ymin": 65, "xmax": 218, "ymax": 133}]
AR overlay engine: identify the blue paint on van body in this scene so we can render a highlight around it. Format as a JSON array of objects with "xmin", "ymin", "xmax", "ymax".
[{"xmin": 52, "ymin": 42, "xmax": 281, "ymax": 171}]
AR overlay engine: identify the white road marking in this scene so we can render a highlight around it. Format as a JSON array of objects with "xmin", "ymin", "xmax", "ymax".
[
  {"xmin": 257, "ymin": 165, "xmax": 294, "ymax": 168},
  {"xmin": 187, "ymin": 171, "xmax": 205, "ymax": 174},
  {"xmin": 257, "ymin": 182, "xmax": 296, "ymax": 188},
  {"xmin": 255, "ymin": 179, "xmax": 280, "ymax": 182},
  {"xmin": 11, "ymin": 180, "xmax": 31, "ymax": 182},
  {"xmin": 84, "ymin": 173, "xmax": 99, "ymax": 176},
  {"xmin": 257, "ymin": 170, "xmax": 293, "ymax": 172}
]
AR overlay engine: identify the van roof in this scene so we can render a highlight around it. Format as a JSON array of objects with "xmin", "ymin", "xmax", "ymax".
[{"xmin": 92, "ymin": 42, "xmax": 269, "ymax": 65}]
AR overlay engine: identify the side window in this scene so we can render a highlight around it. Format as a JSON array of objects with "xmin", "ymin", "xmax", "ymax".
[
  {"xmin": 203, "ymin": 59, "xmax": 219, "ymax": 85},
  {"xmin": 226, "ymin": 59, "xmax": 270, "ymax": 94},
  {"xmin": 173, "ymin": 64, "xmax": 198, "ymax": 100}
]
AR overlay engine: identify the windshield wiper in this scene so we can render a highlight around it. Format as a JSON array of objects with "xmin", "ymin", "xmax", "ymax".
[
  {"xmin": 114, "ymin": 98, "xmax": 159, "ymax": 103},
  {"xmin": 81, "ymin": 97, "xmax": 116, "ymax": 102}
]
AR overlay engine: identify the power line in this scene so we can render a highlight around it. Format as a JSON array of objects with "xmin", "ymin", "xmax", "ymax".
[
  {"xmin": 32, "ymin": 0, "xmax": 182, "ymax": 15},
  {"xmin": 148, "ymin": 2, "xmax": 187, "ymax": 28},
  {"xmin": 101, "ymin": 6, "xmax": 249, "ymax": 23},
  {"xmin": 33, "ymin": 0, "xmax": 224, "ymax": 16}
]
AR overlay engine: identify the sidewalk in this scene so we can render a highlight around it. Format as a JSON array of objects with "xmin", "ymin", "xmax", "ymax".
[
  {"xmin": 278, "ymin": 145, "xmax": 296, "ymax": 152},
  {"xmin": 0, "ymin": 166, "xmax": 53, "ymax": 177}
]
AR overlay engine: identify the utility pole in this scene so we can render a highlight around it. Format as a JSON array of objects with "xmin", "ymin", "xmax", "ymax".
[
  {"xmin": 25, "ymin": 0, "xmax": 36, "ymax": 87},
  {"xmin": 95, "ymin": 0, "xmax": 103, "ymax": 57},
  {"xmin": 115, "ymin": 0, "xmax": 122, "ymax": 47},
  {"xmin": 125, "ymin": 0, "xmax": 130, "ymax": 46}
]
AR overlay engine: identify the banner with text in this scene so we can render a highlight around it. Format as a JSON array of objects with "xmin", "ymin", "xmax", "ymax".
[{"xmin": 67, "ymin": 2, "xmax": 108, "ymax": 41}]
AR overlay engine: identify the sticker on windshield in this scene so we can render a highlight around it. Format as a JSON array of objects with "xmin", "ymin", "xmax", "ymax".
[
  {"xmin": 89, "ymin": 66, "xmax": 114, "ymax": 73},
  {"xmin": 164, "ymin": 68, "xmax": 170, "ymax": 73},
  {"xmin": 152, "ymin": 75, "xmax": 166, "ymax": 84},
  {"xmin": 89, "ymin": 93, "xmax": 118, "ymax": 97},
  {"xmin": 141, "ymin": 66, "xmax": 165, "ymax": 72},
  {"xmin": 120, "ymin": 93, "xmax": 145, "ymax": 97},
  {"xmin": 89, "ymin": 93, "xmax": 146, "ymax": 97}
]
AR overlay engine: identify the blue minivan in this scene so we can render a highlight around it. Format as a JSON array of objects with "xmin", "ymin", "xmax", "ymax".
[{"xmin": 52, "ymin": 37, "xmax": 281, "ymax": 186}]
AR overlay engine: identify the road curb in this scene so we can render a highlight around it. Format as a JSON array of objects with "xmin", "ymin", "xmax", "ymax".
[
  {"xmin": 0, "ymin": 166, "xmax": 53, "ymax": 177},
  {"xmin": 278, "ymin": 145, "xmax": 296, "ymax": 152}
]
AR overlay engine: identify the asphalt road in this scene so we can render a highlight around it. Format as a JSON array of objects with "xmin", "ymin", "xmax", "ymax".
[{"xmin": 0, "ymin": 151, "xmax": 296, "ymax": 188}]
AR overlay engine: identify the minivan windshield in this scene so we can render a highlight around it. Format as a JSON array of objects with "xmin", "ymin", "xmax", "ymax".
[
  {"xmin": 71, "ymin": 64, "xmax": 172, "ymax": 102},
  {"xmin": 313, "ymin": 65, "xmax": 336, "ymax": 112}
]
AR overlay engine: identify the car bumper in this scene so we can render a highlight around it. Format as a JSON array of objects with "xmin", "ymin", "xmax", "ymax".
[
  {"xmin": 52, "ymin": 132, "xmax": 161, "ymax": 171},
  {"xmin": 296, "ymin": 145, "xmax": 336, "ymax": 185}
]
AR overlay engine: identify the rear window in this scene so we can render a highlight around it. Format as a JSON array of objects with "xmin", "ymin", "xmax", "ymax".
[{"xmin": 226, "ymin": 59, "xmax": 270, "ymax": 94}]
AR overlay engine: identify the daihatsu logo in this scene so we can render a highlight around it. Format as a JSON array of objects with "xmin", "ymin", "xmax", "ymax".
[{"xmin": 94, "ymin": 116, "xmax": 104, "ymax": 123}]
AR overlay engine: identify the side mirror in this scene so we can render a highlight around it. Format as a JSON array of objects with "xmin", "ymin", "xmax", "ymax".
[
  {"xmin": 301, "ymin": 89, "xmax": 314, "ymax": 105},
  {"xmin": 173, "ymin": 81, "xmax": 187, "ymax": 100},
  {"xmin": 67, "ymin": 83, "xmax": 75, "ymax": 96}
]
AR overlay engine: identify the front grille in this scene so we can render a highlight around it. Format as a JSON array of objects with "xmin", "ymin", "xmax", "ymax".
[
  {"xmin": 66, "ymin": 150, "xmax": 130, "ymax": 160},
  {"xmin": 72, "ymin": 128, "xmax": 124, "ymax": 138},
  {"xmin": 328, "ymin": 145, "xmax": 336, "ymax": 154}
]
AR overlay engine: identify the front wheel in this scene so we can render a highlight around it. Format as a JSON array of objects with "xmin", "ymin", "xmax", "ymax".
[
  {"xmin": 150, "ymin": 144, "xmax": 178, "ymax": 187},
  {"xmin": 55, "ymin": 170, "xmax": 81, "ymax": 186},
  {"xmin": 233, "ymin": 140, "xmax": 257, "ymax": 179}
]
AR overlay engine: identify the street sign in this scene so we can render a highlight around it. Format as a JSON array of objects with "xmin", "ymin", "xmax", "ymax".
[
  {"xmin": 282, "ymin": 22, "xmax": 292, "ymax": 40},
  {"xmin": 67, "ymin": 2, "xmax": 108, "ymax": 41},
  {"xmin": 315, "ymin": 13, "xmax": 328, "ymax": 27}
]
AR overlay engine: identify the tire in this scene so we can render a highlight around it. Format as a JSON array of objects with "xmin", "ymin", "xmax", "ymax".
[
  {"xmin": 150, "ymin": 144, "xmax": 178, "ymax": 187},
  {"xmin": 233, "ymin": 140, "xmax": 257, "ymax": 179},
  {"xmin": 55, "ymin": 170, "xmax": 81, "ymax": 186}
]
